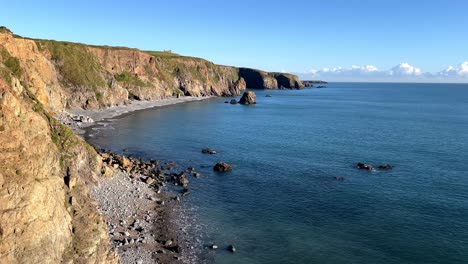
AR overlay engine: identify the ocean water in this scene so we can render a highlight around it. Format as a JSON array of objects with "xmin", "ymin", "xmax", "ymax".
[{"xmin": 86, "ymin": 83, "xmax": 468, "ymax": 264}]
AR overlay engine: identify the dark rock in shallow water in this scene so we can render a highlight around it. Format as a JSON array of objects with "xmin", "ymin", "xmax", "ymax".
[
  {"xmin": 239, "ymin": 91, "xmax": 256, "ymax": 105},
  {"xmin": 227, "ymin": 245, "xmax": 236, "ymax": 253},
  {"xmin": 213, "ymin": 162, "xmax": 233, "ymax": 172},
  {"xmin": 378, "ymin": 164, "xmax": 393, "ymax": 170},
  {"xmin": 224, "ymin": 101, "xmax": 229, "ymax": 103},
  {"xmin": 230, "ymin": 99, "xmax": 238, "ymax": 104},
  {"xmin": 265, "ymin": 94, "xmax": 272, "ymax": 97},
  {"xmin": 202, "ymin": 148, "xmax": 217, "ymax": 154},
  {"xmin": 357, "ymin": 162, "xmax": 374, "ymax": 171},
  {"xmin": 181, "ymin": 188, "xmax": 190, "ymax": 196},
  {"xmin": 178, "ymin": 173, "xmax": 190, "ymax": 187}
]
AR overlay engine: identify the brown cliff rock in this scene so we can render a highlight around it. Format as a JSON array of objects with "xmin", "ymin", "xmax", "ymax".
[{"xmin": 0, "ymin": 76, "xmax": 118, "ymax": 263}]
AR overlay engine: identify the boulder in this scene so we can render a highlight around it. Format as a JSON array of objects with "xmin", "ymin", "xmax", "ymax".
[
  {"xmin": 229, "ymin": 99, "xmax": 238, "ymax": 105},
  {"xmin": 213, "ymin": 162, "xmax": 233, "ymax": 172},
  {"xmin": 239, "ymin": 91, "xmax": 256, "ymax": 105},
  {"xmin": 144, "ymin": 177, "xmax": 155, "ymax": 185},
  {"xmin": 357, "ymin": 162, "xmax": 374, "ymax": 171},
  {"xmin": 117, "ymin": 155, "xmax": 133, "ymax": 168},
  {"xmin": 178, "ymin": 174, "xmax": 190, "ymax": 187}
]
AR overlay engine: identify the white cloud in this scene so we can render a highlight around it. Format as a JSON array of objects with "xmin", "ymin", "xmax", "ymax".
[
  {"xmin": 298, "ymin": 62, "xmax": 468, "ymax": 82},
  {"xmin": 437, "ymin": 62, "xmax": 468, "ymax": 77},
  {"xmin": 389, "ymin": 63, "xmax": 422, "ymax": 76},
  {"xmin": 458, "ymin": 61, "xmax": 468, "ymax": 76}
]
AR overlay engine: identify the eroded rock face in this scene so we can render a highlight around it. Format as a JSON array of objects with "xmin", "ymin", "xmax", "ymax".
[
  {"xmin": 239, "ymin": 91, "xmax": 256, "ymax": 105},
  {"xmin": 238, "ymin": 68, "xmax": 303, "ymax": 89},
  {"xmin": 0, "ymin": 79, "xmax": 118, "ymax": 263}
]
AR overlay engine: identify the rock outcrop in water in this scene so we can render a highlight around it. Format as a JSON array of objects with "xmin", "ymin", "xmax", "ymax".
[
  {"xmin": 213, "ymin": 162, "xmax": 233, "ymax": 172},
  {"xmin": 0, "ymin": 26, "xmax": 302, "ymax": 263},
  {"xmin": 239, "ymin": 91, "xmax": 256, "ymax": 105}
]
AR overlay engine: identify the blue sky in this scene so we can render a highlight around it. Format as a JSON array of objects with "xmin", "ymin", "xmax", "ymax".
[{"xmin": 2, "ymin": 0, "xmax": 468, "ymax": 82}]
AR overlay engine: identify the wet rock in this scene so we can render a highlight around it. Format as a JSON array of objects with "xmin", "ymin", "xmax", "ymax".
[
  {"xmin": 230, "ymin": 99, "xmax": 238, "ymax": 104},
  {"xmin": 265, "ymin": 94, "xmax": 272, "ymax": 97},
  {"xmin": 239, "ymin": 91, "xmax": 256, "ymax": 105},
  {"xmin": 181, "ymin": 188, "xmax": 190, "ymax": 196},
  {"xmin": 227, "ymin": 245, "xmax": 236, "ymax": 253},
  {"xmin": 202, "ymin": 148, "xmax": 217, "ymax": 154},
  {"xmin": 378, "ymin": 164, "xmax": 393, "ymax": 170},
  {"xmin": 357, "ymin": 162, "xmax": 374, "ymax": 171},
  {"xmin": 178, "ymin": 173, "xmax": 190, "ymax": 187},
  {"xmin": 213, "ymin": 162, "xmax": 233, "ymax": 172}
]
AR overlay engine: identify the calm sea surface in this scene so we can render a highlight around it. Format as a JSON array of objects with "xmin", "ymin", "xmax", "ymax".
[{"xmin": 86, "ymin": 83, "xmax": 468, "ymax": 264}]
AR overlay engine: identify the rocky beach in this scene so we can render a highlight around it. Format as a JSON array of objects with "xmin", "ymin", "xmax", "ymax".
[
  {"xmin": 57, "ymin": 96, "xmax": 214, "ymax": 134},
  {"xmin": 89, "ymin": 148, "xmax": 208, "ymax": 264}
]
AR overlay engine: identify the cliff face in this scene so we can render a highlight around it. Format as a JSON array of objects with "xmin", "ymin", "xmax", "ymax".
[
  {"xmin": 1, "ymin": 29, "xmax": 302, "ymax": 113},
  {"xmin": 0, "ymin": 27, "xmax": 302, "ymax": 263},
  {"xmin": 0, "ymin": 77, "xmax": 117, "ymax": 263},
  {"xmin": 238, "ymin": 68, "xmax": 304, "ymax": 89}
]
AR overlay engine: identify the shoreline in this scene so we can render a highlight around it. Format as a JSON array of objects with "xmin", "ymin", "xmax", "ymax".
[
  {"xmin": 73, "ymin": 97, "xmax": 218, "ymax": 263},
  {"xmin": 89, "ymin": 151, "xmax": 206, "ymax": 264},
  {"xmin": 58, "ymin": 96, "xmax": 215, "ymax": 134}
]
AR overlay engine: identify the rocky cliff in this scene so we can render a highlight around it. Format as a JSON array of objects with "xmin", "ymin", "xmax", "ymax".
[
  {"xmin": 0, "ymin": 27, "xmax": 302, "ymax": 263},
  {"xmin": 238, "ymin": 68, "xmax": 303, "ymax": 89},
  {"xmin": 0, "ymin": 28, "xmax": 302, "ymax": 114}
]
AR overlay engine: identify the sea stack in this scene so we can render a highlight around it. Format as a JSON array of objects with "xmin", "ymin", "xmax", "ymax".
[{"xmin": 239, "ymin": 91, "xmax": 256, "ymax": 105}]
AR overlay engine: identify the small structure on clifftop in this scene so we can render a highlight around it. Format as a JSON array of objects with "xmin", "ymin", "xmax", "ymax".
[{"xmin": 239, "ymin": 91, "xmax": 256, "ymax": 105}]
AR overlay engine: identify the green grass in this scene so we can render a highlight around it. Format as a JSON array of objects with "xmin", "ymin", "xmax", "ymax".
[
  {"xmin": 0, "ymin": 47, "xmax": 23, "ymax": 82},
  {"xmin": 0, "ymin": 65, "xmax": 11, "ymax": 83},
  {"xmin": 145, "ymin": 50, "xmax": 182, "ymax": 58},
  {"xmin": 95, "ymin": 91, "xmax": 103, "ymax": 101},
  {"xmin": 115, "ymin": 72, "xmax": 149, "ymax": 87},
  {"xmin": 0, "ymin": 26, "xmax": 12, "ymax": 34},
  {"xmin": 36, "ymin": 40, "xmax": 106, "ymax": 89}
]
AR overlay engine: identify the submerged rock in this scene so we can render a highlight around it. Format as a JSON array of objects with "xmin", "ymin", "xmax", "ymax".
[
  {"xmin": 357, "ymin": 162, "xmax": 374, "ymax": 171},
  {"xmin": 230, "ymin": 99, "xmax": 238, "ymax": 104},
  {"xmin": 213, "ymin": 162, "xmax": 233, "ymax": 172},
  {"xmin": 265, "ymin": 94, "xmax": 272, "ymax": 97},
  {"xmin": 378, "ymin": 164, "xmax": 393, "ymax": 170},
  {"xmin": 239, "ymin": 91, "xmax": 256, "ymax": 105},
  {"xmin": 202, "ymin": 148, "xmax": 217, "ymax": 154}
]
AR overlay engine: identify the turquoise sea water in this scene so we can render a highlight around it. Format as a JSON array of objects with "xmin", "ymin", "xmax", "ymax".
[{"xmin": 86, "ymin": 83, "xmax": 468, "ymax": 264}]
